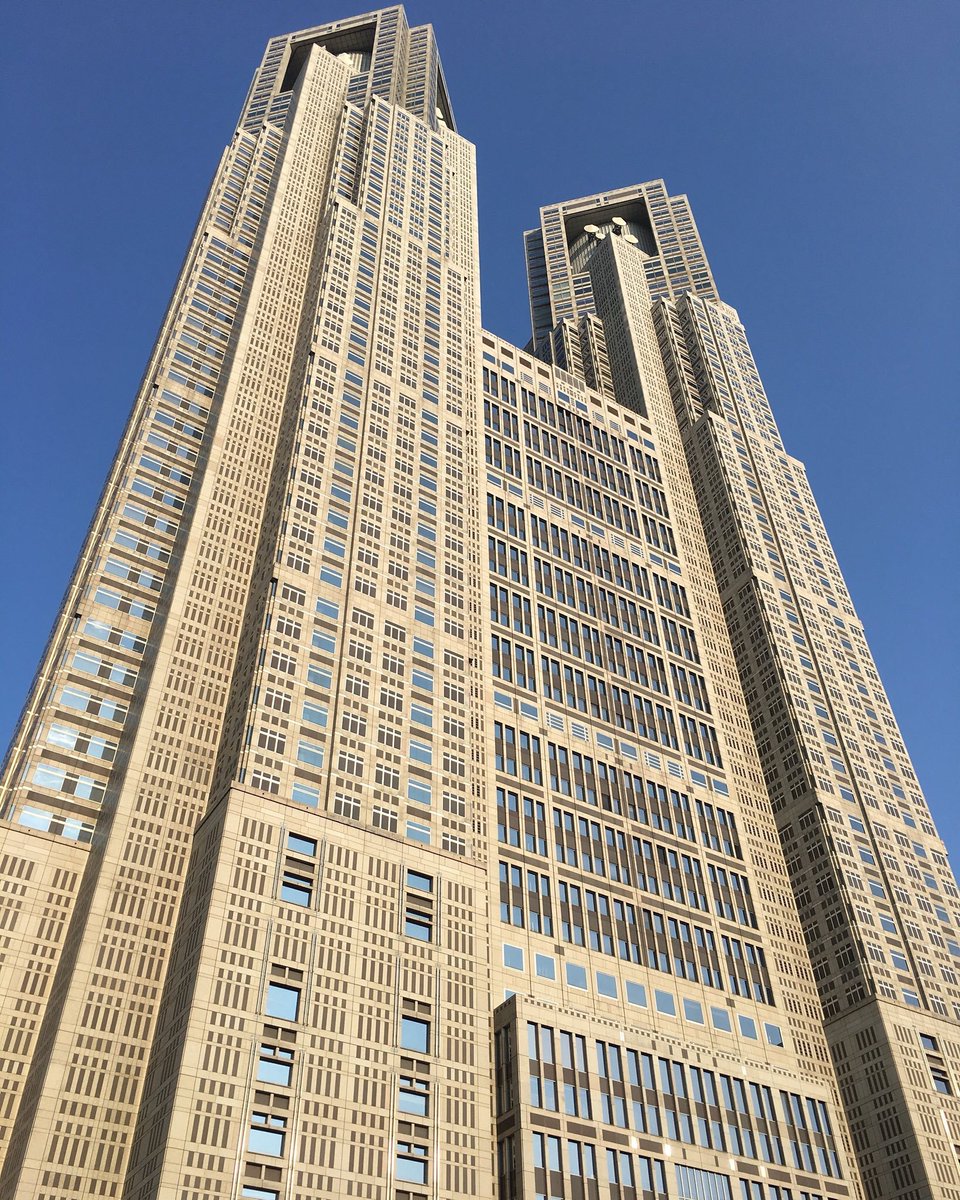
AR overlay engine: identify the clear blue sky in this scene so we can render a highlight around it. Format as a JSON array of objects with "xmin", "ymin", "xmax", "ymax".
[{"xmin": 1, "ymin": 1, "xmax": 957, "ymax": 846}]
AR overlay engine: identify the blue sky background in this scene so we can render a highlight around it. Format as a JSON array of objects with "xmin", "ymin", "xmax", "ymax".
[{"xmin": 1, "ymin": 1, "xmax": 957, "ymax": 845}]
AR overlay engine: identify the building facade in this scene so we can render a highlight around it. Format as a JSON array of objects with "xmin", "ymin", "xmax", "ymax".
[{"xmin": 0, "ymin": 8, "xmax": 953, "ymax": 1200}]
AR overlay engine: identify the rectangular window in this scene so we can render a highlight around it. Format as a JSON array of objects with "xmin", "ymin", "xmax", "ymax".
[
  {"xmin": 535, "ymin": 954, "xmax": 556, "ymax": 980},
  {"xmin": 400, "ymin": 1015, "xmax": 430, "ymax": 1054},
  {"xmin": 684, "ymin": 998, "xmax": 705, "ymax": 1024},
  {"xmin": 410, "ymin": 703, "xmax": 433, "ymax": 727},
  {"xmin": 265, "ymin": 982, "xmax": 300, "ymax": 1022},
  {"xmin": 291, "ymin": 782, "xmax": 319, "ymax": 808},
  {"xmin": 565, "ymin": 962, "xmax": 588, "ymax": 990},
  {"xmin": 597, "ymin": 972, "xmax": 618, "ymax": 998},
  {"xmin": 406, "ymin": 819, "xmax": 431, "ymax": 844},
  {"xmin": 655, "ymin": 989, "xmax": 676, "ymax": 1017},
  {"xmin": 408, "ymin": 780, "xmax": 432, "ymax": 806},
  {"xmin": 396, "ymin": 1143, "xmax": 428, "ymax": 1184},
  {"xmin": 503, "ymin": 943, "xmax": 524, "ymax": 970},
  {"xmin": 409, "ymin": 738, "xmax": 432, "ymax": 765},
  {"xmin": 256, "ymin": 1043, "xmax": 294, "ymax": 1086},
  {"xmin": 398, "ymin": 1075, "xmax": 429, "ymax": 1115},
  {"xmin": 280, "ymin": 870, "xmax": 312, "ymax": 907},
  {"xmin": 296, "ymin": 739, "xmax": 324, "ymax": 768},
  {"xmin": 675, "ymin": 1164, "xmax": 732, "ymax": 1200},
  {"xmin": 626, "ymin": 980, "xmax": 647, "ymax": 1007},
  {"xmin": 288, "ymin": 832, "xmax": 316, "ymax": 856},
  {"xmin": 248, "ymin": 1111, "xmax": 286, "ymax": 1157},
  {"xmin": 312, "ymin": 631, "xmax": 336, "ymax": 654},
  {"xmin": 372, "ymin": 804, "xmax": 397, "ymax": 832},
  {"xmin": 302, "ymin": 701, "xmax": 327, "ymax": 727},
  {"xmin": 404, "ymin": 908, "xmax": 433, "ymax": 941}
]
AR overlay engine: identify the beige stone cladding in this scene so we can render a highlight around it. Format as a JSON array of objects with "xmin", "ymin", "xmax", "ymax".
[
  {"xmin": 477, "ymin": 329, "xmax": 859, "ymax": 1197},
  {"xmin": 656, "ymin": 291, "xmax": 960, "ymax": 1200},
  {"xmin": 495, "ymin": 994, "xmax": 853, "ymax": 1200},
  {"xmin": 124, "ymin": 786, "xmax": 493, "ymax": 1200},
  {"xmin": 0, "ymin": 9, "xmax": 943, "ymax": 1200},
  {"xmin": 518, "ymin": 172, "xmax": 960, "ymax": 1197},
  {"xmin": 0, "ymin": 44, "xmax": 354, "ymax": 1198}
]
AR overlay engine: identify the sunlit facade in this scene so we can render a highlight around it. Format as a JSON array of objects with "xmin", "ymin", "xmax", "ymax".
[{"xmin": 0, "ymin": 9, "xmax": 954, "ymax": 1200}]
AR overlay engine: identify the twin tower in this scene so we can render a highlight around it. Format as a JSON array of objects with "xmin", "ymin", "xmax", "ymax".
[{"xmin": 0, "ymin": 9, "xmax": 956, "ymax": 1200}]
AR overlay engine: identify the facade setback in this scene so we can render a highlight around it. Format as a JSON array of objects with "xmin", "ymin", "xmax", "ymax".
[{"xmin": 0, "ymin": 9, "xmax": 954, "ymax": 1200}]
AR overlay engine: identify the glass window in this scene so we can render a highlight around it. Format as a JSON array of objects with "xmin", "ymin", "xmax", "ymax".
[
  {"xmin": 675, "ymin": 1164, "xmax": 732, "ymax": 1200},
  {"xmin": 279, "ymin": 870, "xmax": 312, "ymax": 906},
  {"xmin": 738, "ymin": 1015, "xmax": 758, "ymax": 1039},
  {"xmin": 296, "ymin": 739, "xmax": 324, "ymax": 768},
  {"xmin": 265, "ymin": 982, "xmax": 300, "ymax": 1022},
  {"xmin": 408, "ymin": 781, "xmax": 432, "ymax": 806},
  {"xmin": 302, "ymin": 701, "xmax": 327, "ymax": 727},
  {"xmin": 710, "ymin": 1005, "xmax": 732, "ymax": 1032},
  {"xmin": 535, "ymin": 954, "xmax": 556, "ymax": 980},
  {"xmin": 596, "ymin": 972, "xmax": 617, "ymax": 998},
  {"xmin": 291, "ymin": 782, "xmax": 319, "ymax": 808},
  {"xmin": 655, "ymin": 990, "xmax": 676, "ymax": 1017},
  {"xmin": 409, "ymin": 739, "xmax": 433, "ymax": 765},
  {"xmin": 404, "ymin": 909, "xmax": 433, "ymax": 942},
  {"xmin": 256, "ymin": 1043, "xmax": 294, "ymax": 1086},
  {"xmin": 683, "ymin": 998, "xmax": 704, "ymax": 1024},
  {"xmin": 565, "ymin": 962, "xmax": 588, "ymax": 990},
  {"xmin": 307, "ymin": 665, "xmax": 332, "ymax": 689},
  {"xmin": 503, "ymin": 944, "xmax": 524, "ymax": 971},
  {"xmin": 396, "ymin": 1145, "xmax": 428, "ymax": 1184},
  {"xmin": 312, "ymin": 631, "xmax": 336, "ymax": 654},
  {"xmin": 247, "ymin": 1111, "xmax": 286, "ymax": 1156},
  {"xmin": 406, "ymin": 819, "xmax": 431, "ymax": 844},
  {"xmin": 400, "ymin": 1016, "xmax": 430, "ymax": 1054},
  {"xmin": 410, "ymin": 703, "xmax": 433, "ymax": 727},
  {"xmin": 398, "ymin": 1075, "xmax": 429, "ymax": 1116},
  {"xmin": 18, "ymin": 807, "xmax": 53, "ymax": 832},
  {"xmin": 287, "ymin": 833, "xmax": 317, "ymax": 857},
  {"xmin": 626, "ymin": 981, "xmax": 647, "ymax": 1007}
]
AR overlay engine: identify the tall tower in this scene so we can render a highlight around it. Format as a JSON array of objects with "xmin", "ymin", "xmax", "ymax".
[
  {"xmin": 0, "ymin": 9, "xmax": 945, "ymax": 1200},
  {"xmin": 0, "ymin": 10, "xmax": 487, "ymax": 1198},
  {"xmin": 526, "ymin": 184, "xmax": 960, "ymax": 1200}
]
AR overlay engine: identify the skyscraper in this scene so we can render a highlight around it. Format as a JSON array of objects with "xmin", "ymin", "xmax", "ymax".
[
  {"xmin": 0, "ymin": 10, "xmax": 953, "ymax": 1200},
  {"xmin": 523, "ymin": 186, "xmax": 960, "ymax": 1200}
]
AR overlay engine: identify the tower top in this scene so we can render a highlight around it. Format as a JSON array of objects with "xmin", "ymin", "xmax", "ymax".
[{"xmin": 240, "ymin": 6, "xmax": 456, "ymax": 134}]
